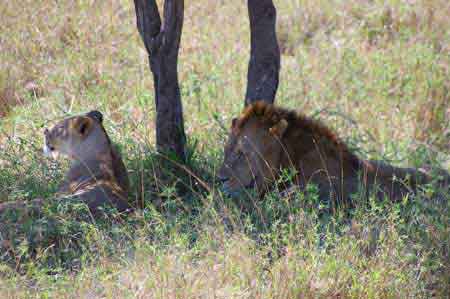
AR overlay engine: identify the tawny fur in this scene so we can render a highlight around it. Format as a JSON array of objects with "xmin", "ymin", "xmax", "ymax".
[
  {"xmin": 220, "ymin": 101, "xmax": 449, "ymax": 203},
  {"xmin": 0, "ymin": 111, "xmax": 131, "ymax": 219}
]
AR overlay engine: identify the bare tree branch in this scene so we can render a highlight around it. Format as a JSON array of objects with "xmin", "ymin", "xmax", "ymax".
[
  {"xmin": 134, "ymin": 0, "xmax": 186, "ymax": 161},
  {"xmin": 246, "ymin": 0, "xmax": 280, "ymax": 106},
  {"xmin": 134, "ymin": 0, "xmax": 161, "ymax": 52}
]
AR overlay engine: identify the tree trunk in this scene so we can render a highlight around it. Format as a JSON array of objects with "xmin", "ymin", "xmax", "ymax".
[
  {"xmin": 246, "ymin": 0, "xmax": 281, "ymax": 106},
  {"xmin": 134, "ymin": 0, "xmax": 186, "ymax": 161}
]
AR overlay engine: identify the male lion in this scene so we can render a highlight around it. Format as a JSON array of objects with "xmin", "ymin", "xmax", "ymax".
[
  {"xmin": 0, "ymin": 110, "xmax": 131, "ymax": 217},
  {"xmin": 218, "ymin": 101, "xmax": 449, "ymax": 203}
]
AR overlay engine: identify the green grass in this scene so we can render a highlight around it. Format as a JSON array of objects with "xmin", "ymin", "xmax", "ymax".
[{"xmin": 1, "ymin": 0, "xmax": 449, "ymax": 298}]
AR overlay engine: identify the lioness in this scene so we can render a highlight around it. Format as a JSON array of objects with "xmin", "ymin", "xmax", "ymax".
[
  {"xmin": 0, "ymin": 110, "xmax": 131, "ymax": 217},
  {"xmin": 218, "ymin": 101, "xmax": 449, "ymax": 203}
]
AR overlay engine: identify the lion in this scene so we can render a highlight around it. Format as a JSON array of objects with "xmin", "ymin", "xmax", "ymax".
[
  {"xmin": 218, "ymin": 101, "xmax": 449, "ymax": 204},
  {"xmin": 0, "ymin": 110, "xmax": 131, "ymax": 218}
]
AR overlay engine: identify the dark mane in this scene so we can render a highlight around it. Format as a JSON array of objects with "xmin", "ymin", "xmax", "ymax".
[{"xmin": 238, "ymin": 101, "xmax": 360, "ymax": 166}]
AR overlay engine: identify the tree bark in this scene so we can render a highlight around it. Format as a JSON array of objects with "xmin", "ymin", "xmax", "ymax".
[
  {"xmin": 134, "ymin": 0, "xmax": 186, "ymax": 161},
  {"xmin": 246, "ymin": 0, "xmax": 280, "ymax": 106}
]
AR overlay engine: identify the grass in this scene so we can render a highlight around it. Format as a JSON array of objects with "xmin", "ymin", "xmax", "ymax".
[{"xmin": 0, "ymin": 0, "xmax": 449, "ymax": 298}]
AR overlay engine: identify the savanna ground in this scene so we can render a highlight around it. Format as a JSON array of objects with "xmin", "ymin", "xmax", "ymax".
[{"xmin": 1, "ymin": 0, "xmax": 449, "ymax": 298}]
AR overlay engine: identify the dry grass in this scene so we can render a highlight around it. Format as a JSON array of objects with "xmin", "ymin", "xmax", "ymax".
[
  {"xmin": 0, "ymin": 224, "xmax": 429, "ymax": 299},
  {"xmin": 415, "ymin": 83, "xmax": 450, "ymax": 151},
  {"xmin": 0, "ymin": 0, "xmax": 449, "ymax": 298}
]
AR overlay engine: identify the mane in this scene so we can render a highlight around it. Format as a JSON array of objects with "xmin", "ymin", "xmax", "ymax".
[{"xmin": 238, "ymin": 101, "xmax": 360, "ymax": 166}]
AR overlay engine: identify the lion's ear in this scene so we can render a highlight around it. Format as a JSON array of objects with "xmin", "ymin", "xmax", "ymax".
[
  {"xmin": 269, "ymin": 119, "xmax": 288, "ymax": 137},
  {"xmin": 87, "ymin": 110, "xmax": 103, "ymax": 123},
  {"xmin": 74, "ymin": 117, "xmax": 93, "ymax": 137}
]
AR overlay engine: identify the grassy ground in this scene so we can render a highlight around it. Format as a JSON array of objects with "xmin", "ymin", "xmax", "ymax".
[{"xmin": 1, "ymin": 0, "xmax": 449, "ymax": 298}]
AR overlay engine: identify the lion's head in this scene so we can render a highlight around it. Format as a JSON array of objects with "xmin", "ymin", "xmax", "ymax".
[
  {"xmin": 218, "ymin": 102, "xmax": 289, "ymax": 197},
  {"xmin": 43, "ymin": 110, "xmax": 108, "ymax": 161}
]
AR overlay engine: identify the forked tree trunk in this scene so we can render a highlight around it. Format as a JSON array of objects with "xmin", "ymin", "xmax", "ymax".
[
  {"xmin": 246, "ymin": 0, "xmax": 281, "ymax": 106},
  {"xmin": 134, "ymin": 0, "xmax": 186, "ymax": 161}
]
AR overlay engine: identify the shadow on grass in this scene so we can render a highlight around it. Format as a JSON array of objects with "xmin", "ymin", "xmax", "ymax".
[{"xmin": 0, "ymin": 138, "xmax": 448, "ymax": 297}]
